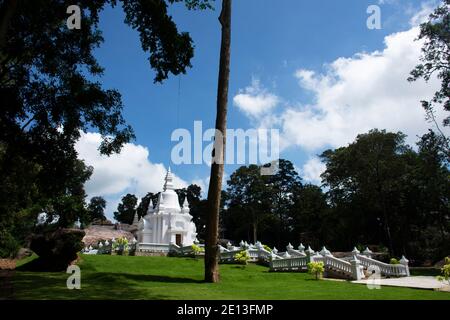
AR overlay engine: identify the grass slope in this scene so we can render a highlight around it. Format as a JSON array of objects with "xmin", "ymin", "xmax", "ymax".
[{"xmin": 11, "ymin": 254, "xmax": 450, "ymax": 300}]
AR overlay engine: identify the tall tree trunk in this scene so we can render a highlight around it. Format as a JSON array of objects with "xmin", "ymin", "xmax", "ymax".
[{"xmin": 204, "ymin": 0, "xmax": 232, "ymax": 283}]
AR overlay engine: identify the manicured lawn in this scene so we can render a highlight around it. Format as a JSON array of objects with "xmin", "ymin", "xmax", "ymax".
[{"xmin": 10, "ymin": 255, "xmax": 450, "ymax": 300}]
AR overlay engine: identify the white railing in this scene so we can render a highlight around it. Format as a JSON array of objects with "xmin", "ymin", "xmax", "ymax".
[
  {"xmin": 320, "ymin": 255, "xmax": 353, "ymax": 275},
  {"xmin": 287, "ymin": 249, "xmax": 307, "ymax": 257},
  {"xmin": 138, "ymin": 243, "xmax": 171, "ymax": 252},
  {"xmin": 357, "ymin": 254, "xmax": 409, "ymax": 277},
  {"xmin": 220, "ymin": 250, "xmax": 242, "ymax": 262},
  {"xmin": 270, "ymin": 256, "xmax": 309, "ymax": 271}
]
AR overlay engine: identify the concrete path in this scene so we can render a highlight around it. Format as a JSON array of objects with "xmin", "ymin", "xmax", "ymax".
[{"xmin": 352, "ymin": 276, "xmax": 450, "ymax": 291}]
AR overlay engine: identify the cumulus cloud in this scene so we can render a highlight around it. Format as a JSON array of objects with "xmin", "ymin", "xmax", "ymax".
[
  {"xmin": 301, "ymin": 157, "xmax": 326, "ymax": 186},
  {"xmin": 233, "ymin": 78, "xmax": 280, "ymax": 117},
  {"xmin": 76, "ymin": 132, "xmax": 188, "ymax": 220},
  {"xmin": 282, "ymin": 27, "xmax": 446, "ymax": 151},
  {"xmin": 233, "ymin": 18, "xmax": 448, "ymax": 183}
]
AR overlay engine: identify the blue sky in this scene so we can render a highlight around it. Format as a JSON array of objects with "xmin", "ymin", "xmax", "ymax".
[{"xmin": 75, "ymin": 0, "xmax": 447, "ymax": 219}]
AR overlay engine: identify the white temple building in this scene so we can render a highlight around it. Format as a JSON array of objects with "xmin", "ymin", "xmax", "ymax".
[{"xmin": 137, "ymin": 168, "xmax": 197, "ymax": 252}]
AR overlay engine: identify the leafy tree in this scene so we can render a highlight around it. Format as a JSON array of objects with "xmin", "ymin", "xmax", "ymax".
[
  {"xmin": 225, "ymin": 165, "xmax": 271, "ymax": 244},
  {"xmin": 222, "ymin": 160, "xmax": 303, "ymax": 247},
  {"xmin": 409, "ymin": 0, "xmax": 450, "ymax": 141},
  {"xmin": 0, "ymin": 0, "xmax": 212, "ymax": 249},
  {"xmin": 266, "ymin": 159, "xmax": 302, "ymax": 247},
  {"xmin": 136, "ymin": 192, "xmax": 159, "ymax": 218},
  {"xmin": 291, "ymin": 184, "xmax": 330, "ymax": 249},
  {"xmin": 320, "ymin": 129, "xmax": 449, "ymax": 262},
  {"xmin": 87, "ymin": 196, "xmax": 107, "ymax": 222},
  {"xmin": 114, "ymin": 193, "xmax": 138, "ymax": 224}
]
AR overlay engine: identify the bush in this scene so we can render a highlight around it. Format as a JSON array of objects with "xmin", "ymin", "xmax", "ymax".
[
  {"xmin": 26, "ymin": 228, "xmax": 85, "ymax": 271},
  {"xmin": 307, "ymin": 261, "xmax": 325, "ymax": 280},
  {"xmin": 234, "ymin": 250, "xmax": 250, "ymax": 265},
  {"xmin": 0, "ymin": 230, "xmax": 20, "ymax": 259},
  {"xmin": 112, "ymin": 237, "xmax": 129, "ymax": 255},
  {"xmin": 191, "ymin": 244, "xmax": 204, "ymax": 255},
  {"xmin": 263, "ymin": 244, "xmax": 272, "ymax": 252},
  {"xmin": 437, "ymin": 257, "xmax": 450, "ymax": 285},
  {"xmin": 390, "ymin": 258, "xmax": 400, "ymax": 265}
]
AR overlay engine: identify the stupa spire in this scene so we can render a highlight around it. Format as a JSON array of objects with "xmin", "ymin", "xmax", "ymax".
[{"xmin": 163, "ymin": 167, "xmax": 174, "ymax": 191}]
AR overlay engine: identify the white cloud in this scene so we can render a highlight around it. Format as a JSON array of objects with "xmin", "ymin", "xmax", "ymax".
[
  {"xmin": 301, "ymin": 157, "xmax": 326, "ymax": 186},
  {"xmin": 409, "ymin": 1, "xmax": 437, "ymax": 26},
  {"xmin": 280, "ymin": 26, "xmax": 446, "ymax": 151},
  {"xmin": 76, "ymin": 131, "xmax": 188, "ymax": 220},
  {"xmin": 233, "ymin": 78, "xmax": 280, "ymax": 118}
]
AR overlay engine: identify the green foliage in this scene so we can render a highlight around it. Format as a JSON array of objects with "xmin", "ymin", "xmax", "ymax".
[
  {"xmin": 0, "ymin": 229, "xmax": 20, "ymax": 258},
  {"xmin": 319, "ymin": 129, "xmax": 450, "ymax": 262},
  {"xmin": 307, "ymin": 261, "xmax": 325, "ymax": 280},
  {"xmin": 175, "ymin": 184, "xmax": 206, "ymax": 239},
  {"xmin": 0, "ymin": 0, "xmax": 212, "ymax": 261},
  {"xmin": 409, "ymin": 0, "xmax": 450, "ymax": 131},
  {"xmin": 27, "ymin": 229, "xmax": 85, "ymax": 271},
  {"xmin": 114, "ymin": 194, "xmax": 138, "ymax": 224},
  {"xmin": 263, "ymin": 244, "xmax": 272, "ymax": 252},
  {"xmin": 224, "ymin": 159, "xmax": 303, "ymax": 247},
  {"xmin": 390, "ymin": 258, "xmax": 400, "ymax": 265},
  {"xmin": 112, "ymin": 237, "xmax": 129, "ymax": 255},
  {"xmin": 234, "ymin": 250, "xmax": 250, "ymax": 265},
  {"xmin": 191, "ymin": 244, "xmax": 204, "ymax": 255},
  {"xmin": 136, "ymin": 192, "xmax": 159, "ymax": 219},
  {"xmin": 87, "ymin": 197, "xmax": 107, "ymax": 223},
  {"xmin": 437, "ymin": 257, "xmax": 450, "ymax": 284}
]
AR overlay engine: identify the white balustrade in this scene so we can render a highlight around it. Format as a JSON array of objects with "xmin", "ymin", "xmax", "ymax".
[
  {"xmin": 270, "ymin": 256, "xmax": 309, "ymax": 271},
  {"xmin": 357, "ymin": 254, "xmax": 409, "ymax": 277}
]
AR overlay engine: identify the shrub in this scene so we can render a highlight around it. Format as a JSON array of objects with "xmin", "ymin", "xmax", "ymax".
[
  {"xmin": 27, "ymin": 228, "xmax": 85, "ymax": 271},
  {"xmin": 112, "ymin": 237, "xmax": 129, "ymax": 255},
  {"xmin": 234, "ymin": 250, "xmax": 250, "ymax": 265},
  {"xmin": 437, "ymin": 257, "xmax": 450, "ymax": 285},
  {"xmin": 263, "ymin": 244, "xmax": 272, "ymax": 252},
  {"xmin": 307, "ymin": 261, "xmax": 325, "ymax": 280},
  {"xmin": 0, "ymin": 230, "xmax": 20, "ymax": 259},
  {"xmin": 191, "ymin": 244, "xmax": 204, "ymax": 255},
  {"xmin": 390, "ymin": 258, "xmax": 400, "ymax": 265}
]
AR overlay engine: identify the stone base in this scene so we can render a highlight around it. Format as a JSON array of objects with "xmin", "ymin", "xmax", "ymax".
[{"xmin": 135, "ymin": 251, "xmax": 168, "ymax": 257}]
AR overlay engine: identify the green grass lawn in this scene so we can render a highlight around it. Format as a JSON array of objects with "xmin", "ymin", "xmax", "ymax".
[{"xmin": 10, "ymin": 254, "xmax": 450, "ymax": 300}]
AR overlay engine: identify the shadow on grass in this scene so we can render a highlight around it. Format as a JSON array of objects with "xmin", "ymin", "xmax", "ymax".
[
  {"xmin": 12, "ymin": 257, "xmax": 204, "ymax": 300},
  {"xmin": 12, "ymin": 270, "xmax": 194, "ymax": 300},
  {"xmin": 122, "ymin": 273, "xmax": 203, "ymax": 284}
]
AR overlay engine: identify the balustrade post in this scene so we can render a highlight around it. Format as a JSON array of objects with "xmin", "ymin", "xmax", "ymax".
[
  {"xmin": 306, "ymin": 246, "xmax": 314, "ymax": 263},
  {"xmin": 350, "ymin": 256, "xmax": 363, "ymax": 280},
  {"xmin": 400, "ymin": 255, "xmax": 410, "ymax": 276}
]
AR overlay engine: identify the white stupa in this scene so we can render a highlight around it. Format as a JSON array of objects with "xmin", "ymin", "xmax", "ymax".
[{"xmin": 137, "ymin": 167, "xmax": 197, "ymax": 248}]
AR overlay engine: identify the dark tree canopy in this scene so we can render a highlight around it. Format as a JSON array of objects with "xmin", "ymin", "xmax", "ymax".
[
  {"xmin": 223, "ymin": 159, "xmax": 303, "ymax": 247},
  {"xmin": 220, "ymin": 130, "xmax": 449, "ymax": 264},
  {"xmin": 0, "ymin": 0, "xmax": 212, "ymax": 256},
  {"xmin": 87, "ymin": 196, "xmax": 107, "ymax": 222},
  {"xmin": 114, "ymin": 193, "xmax": 138, "ymax": 224}
]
